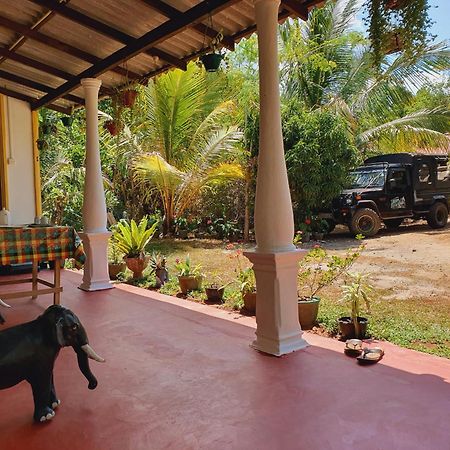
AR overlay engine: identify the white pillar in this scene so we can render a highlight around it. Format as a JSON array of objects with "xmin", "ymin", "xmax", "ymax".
[
  {"xmin": 79, "ymin": 78, "xmax": 113, "ymax": 291},
  {"xmin": 244, "ymin": 0, "xmax": 308, "ymax": 356}
]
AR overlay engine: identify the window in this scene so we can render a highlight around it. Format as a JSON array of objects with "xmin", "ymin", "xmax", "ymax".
[
  {"xmin": 418, "ymin": 163, "xmax": 431, "ymax": 183},
  {"xmin": 437, "ymin": 163, "xmax": 450, "ymax": 183}
]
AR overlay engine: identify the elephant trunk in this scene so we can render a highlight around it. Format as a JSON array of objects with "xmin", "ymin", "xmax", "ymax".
[
  {"xmin": 75, "ymin": 347, "xmax": 99, "ymax": 390},
  {"xmin": 73, "ymin": 323, "xmax": 104, "ymax": 390}
]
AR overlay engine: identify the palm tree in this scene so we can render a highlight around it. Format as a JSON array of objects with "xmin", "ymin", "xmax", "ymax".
[
  {"xmin": 280, "ymin": 0, "xmax": 450, "ymax": 154},
  {"xmin": 127, "ymin": 64, "xmax": 244, "ymax": 234}
]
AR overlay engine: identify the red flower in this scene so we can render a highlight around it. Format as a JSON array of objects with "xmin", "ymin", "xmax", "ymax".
[
  {"xmin": 305, "ymin": 218, "xmax": 311, "ymax": 225},
  {"xmin": 226, "ymin": 243, "xmax": 235, "ymax": 250}
]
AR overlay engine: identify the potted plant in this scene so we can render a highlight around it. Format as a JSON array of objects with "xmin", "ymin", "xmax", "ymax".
[
  {"xmin": 120, "ymin": 88, "xmax": 138, "ymax": 108},
  {"xmin": 365, "ymin": 0, "xmax": 433, "ymax": 69},
  {"xmin": 338, "ymin": 272, "xmax": 372, "ymax": 339},
  {"xmin": 297, "ymin": 243, "xmax": 364, "ymax": 329},
  {"xmin": 104, "ymin": 120, "xmax": 122, "ymax": 136},
  {"xmin": 112, "ymin": 216, "xmax": 158, "ymax": 279},
  {"xmin": 298, "ymin": 220, "xmax": 312, "ymax": 243},
  {"xmin": 239, "ymin": 267, "xmax": 256, "ymax": 314},
  {"xmin": 61, "ymin": 116, "xmax": 73, "ymax": 127},
  {"xmin": 108, "ymin": 241, "xmax": 126, "ymax": 280},
  {"xmin": 175, "ymin": 255, "xmax": 203, "ymax": 294},
  {"xmin": 200, "ymin": 32, "xmax": 224, "ymax": 72},
  {"xmin": 204, "ymin": 273, "xmax": 229, "ymax": 303},
  {"xmin": 149, "ymin": 252, "xmax": 168, "ymax": 288}
]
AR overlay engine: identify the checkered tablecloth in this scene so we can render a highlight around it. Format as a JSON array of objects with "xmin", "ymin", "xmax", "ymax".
[{"xmin": 0, "ymin": 226, "xmax": 85, "ymax": 267}]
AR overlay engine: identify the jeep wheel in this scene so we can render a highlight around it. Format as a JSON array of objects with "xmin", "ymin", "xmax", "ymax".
[
  {"xmin": 427, "ymin": 202, "xmax": 448, "ymax": 229},
  {"xmin": 350, "ymin": 208, "xmax": 381, "ymax": 237},
  {"xmin": 384, "ymin": 218, "xmax": 403, "ymax": 229}
]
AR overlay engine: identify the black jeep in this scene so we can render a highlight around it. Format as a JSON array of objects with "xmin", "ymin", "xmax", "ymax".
[{"xmin": 321, "ymin": 153, "xmax": 450, "ymax": 236}]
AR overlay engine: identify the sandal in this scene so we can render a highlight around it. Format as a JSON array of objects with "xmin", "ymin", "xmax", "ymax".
[
  {"xmin": 344, "ymin": 339, "xmax": 363, "ymax": 357},
  {"xmin": 357, "ymin": 347, "xmax": 384, "ymax": 365}
]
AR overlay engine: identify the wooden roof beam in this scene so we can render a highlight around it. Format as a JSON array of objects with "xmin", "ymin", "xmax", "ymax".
[
  {"xmin": 31, "ymin": 0, "xmax": 240, "ymax": 110},
  {"xmin": 0, "ymin": 16, "xmax": 141, "ymax": 80},
  {"xmin": 0, "ymin": 86, "xmax": 70, "ymax": 114},
  {"xmin": 140, "ymin": 0, "xmax": 235, "ymax": 51},
  {"xmin": 281, "ymin": 0, "xmax": 308, "ymax": 20},
  {"xmin": 29, "ymin": 0, "xmax": 187, "ymax": 70},
  {"xmin": 0, "ymin": 69, "xmax": 84, "ymax": 105}
]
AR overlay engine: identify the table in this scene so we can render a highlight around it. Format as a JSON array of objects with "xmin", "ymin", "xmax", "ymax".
[{"xmin": 0, "ymin": 226, "xmax": 85, "ymax": 305}]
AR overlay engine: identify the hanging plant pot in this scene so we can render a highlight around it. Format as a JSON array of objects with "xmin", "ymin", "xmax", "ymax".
[
  {"xmin": 120, "ymin": 89, "xmax": 138, "ymax": 108},
  {"xmin": 200, "ymin": 53, "xmax": 223, "ymax": 72},
  {"xmin": 385, "ymin": 31, "xmax": 404, "ymax": 55},
  {"xmin": 36, "ymin": 139, "xmax": 47, "ymax": 150},
  {"xmin": 384, "ymin": 0, "xmax": 408, "ymax": 11},
  {"xmin": 41, "ymin": 123, "xmax": 54, "ymax": 135},
  {"xmin": 61, "ymin": 116, "xmax": 73, "ymax": 127},
  {"xmin": 104, "ymin": 120, "xmax": 122, "ymax": 136}
]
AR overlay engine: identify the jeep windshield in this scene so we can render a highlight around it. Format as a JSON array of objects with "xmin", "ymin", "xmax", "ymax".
[{"xmin": 347, "ymin": 168, "xmax": 386, "ymax": 189}]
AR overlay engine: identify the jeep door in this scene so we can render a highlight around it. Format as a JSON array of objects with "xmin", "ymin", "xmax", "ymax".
[{"xmin": 384, "ymin": 167, "xmax": 413, "ymax": 218}]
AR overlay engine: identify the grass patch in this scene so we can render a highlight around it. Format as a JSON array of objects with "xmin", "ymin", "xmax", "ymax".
[{"xmin": 121, "ymin": 238, "xmax": 450, "ymax": 359}]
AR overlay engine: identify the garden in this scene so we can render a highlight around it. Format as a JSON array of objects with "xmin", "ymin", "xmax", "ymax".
[{"xmin": 38, "ymin": 0, "xmax": 450, "ymax": 359}]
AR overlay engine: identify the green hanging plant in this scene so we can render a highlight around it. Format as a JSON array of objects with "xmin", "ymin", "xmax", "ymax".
[{"xmin": 365, "ymin": 0, "xmax": 434, "ymax": 69}]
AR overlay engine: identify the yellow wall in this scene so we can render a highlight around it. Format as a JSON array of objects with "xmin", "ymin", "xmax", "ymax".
[{"xmin": 0, "ymin": 94, "xmax": 8, "ymax": 209}]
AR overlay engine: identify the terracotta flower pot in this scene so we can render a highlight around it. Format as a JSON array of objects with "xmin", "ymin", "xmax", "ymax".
[
  {"xmin": 242, "ymin": 292, "xmax": 257, "ymax": 315},
  {"xmin": 338, "ymin": 316, "xmax": 368, "ymax": 339},
  {"xmin": 108, "ymin": 262, "xmax": 126, "ymax": 280},
  {"xmin": 298, "ymin": 296, "xmax": 320, "ymax": 330},
  {"xmin": 120, "ymin": 89, "xmax": 138, "ymax": 108},
  {"xmin": 205, "ymin": 287, "xmax": 224, "ymax": 303},
  {"xmin": 178, "ymin": 275, "xmax": 203, "ymax": 294},
  {"xmin": 125, "ymin": 256, "xmax": 149, "ymax": 279},
  {"xmin": 104, "ymin": 120, "xmax": 122, "ymax": 136}
]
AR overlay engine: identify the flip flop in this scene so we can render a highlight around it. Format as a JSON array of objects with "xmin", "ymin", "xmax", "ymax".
[
  {"xmin": 344, "ymin": 339, "xmax": 363, "ymax": 357},
  {"xmin": 357, "ymin": 347, "xmax": 384, "ymax": 365}
]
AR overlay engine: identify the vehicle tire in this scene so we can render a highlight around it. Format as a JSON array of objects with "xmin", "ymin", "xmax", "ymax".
[
  {"xmin": 326, "ymin": 219, "xmax": 336, "ymax": 234},
  {"xmin": 384, "ymin": 218, "xmax": 403, "ymax": 229},
  {"xmin": 426, "ymin": 202, "xmax": 448, "ymax": 229},
  {"xmin": 350, "ymin": 208, "xmax": 381, "ymax": 237}
]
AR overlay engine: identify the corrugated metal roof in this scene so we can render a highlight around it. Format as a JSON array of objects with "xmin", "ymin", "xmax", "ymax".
[{"xmin": 0, "ymin": 0, "xmax": 320, "ymax": 113}]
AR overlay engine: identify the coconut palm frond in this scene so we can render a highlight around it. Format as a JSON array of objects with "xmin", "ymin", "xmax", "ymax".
[{"xmin": 358, "ymin": 108, "xmax": 450, "ymax": 151}]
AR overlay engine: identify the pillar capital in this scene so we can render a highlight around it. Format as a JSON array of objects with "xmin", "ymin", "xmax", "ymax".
[{"xmin": 81, "ymin": 78, "xmax": 102, "ymax": 89}]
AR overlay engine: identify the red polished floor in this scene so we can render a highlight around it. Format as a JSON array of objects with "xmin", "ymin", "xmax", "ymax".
[{"xmin": 0, "ymin": 270, "xmax": 449, "ymax": 450}]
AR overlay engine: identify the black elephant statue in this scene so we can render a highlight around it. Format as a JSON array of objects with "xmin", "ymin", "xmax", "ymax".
[
  {"xmin": 0, "ymin": 305, "xmax": 105, "ymax": 422},
  {"xmin": 0, "ymin": 298, "xmax": 11, "ymax": 324}
]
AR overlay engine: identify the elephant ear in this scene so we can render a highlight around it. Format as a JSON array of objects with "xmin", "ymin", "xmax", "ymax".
[{"xmin": 55, "ymin": 317, "xmax": 66, "ymax": 347}]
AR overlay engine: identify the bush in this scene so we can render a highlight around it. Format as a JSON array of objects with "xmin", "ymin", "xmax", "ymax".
[{"xmin": 283, "ymin": 104, "xmax": 360, "ymax": 225}]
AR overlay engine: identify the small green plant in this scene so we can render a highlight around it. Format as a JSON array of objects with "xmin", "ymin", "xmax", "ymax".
[
  {"xmin": 174, "ymin": 255, "xmax": 202, "ymax": 277},
  {"xmin": 108, "ymin": 241, "xmax": 123, "ymax": 264},
  {"xmin": 340, "ymin": 272, "xmax": 373, "ymax": 338},
  {"xmin": 149, "ymin": 252, "xmax": 166, "ymax": 272},
  {"xmin": 112, "ymin": 216, "xmax": 158, "ymax": 258},
  {"xmin": 238, "ymin": 267, "xmax": 256, "ymax": 295},
  {"xmin": 298, "ymin": 243, "xmax": 365, "ymax": 299}
]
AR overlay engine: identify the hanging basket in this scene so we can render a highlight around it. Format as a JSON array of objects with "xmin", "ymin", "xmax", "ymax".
[
  {"xmin": 200, "ymin": 53, "xmax": 223, "ymax": 72},
  {"xmin": 384, "ymin": 0, "xmax": 409, "ymax": 10},
  {"xmin": 385, "ymin": 31, "xmax": 404, "ymax": 55},
  {"xmin": 120, "ymin": 89, "xmax": 138, "ymax": 108},
  {"xmin": 61, "ymin": 116, "xmax": 73, "ymax": 127},
  {"xmin": 104, "ymin": 120, "xmax": 122, "ymax": 136}
]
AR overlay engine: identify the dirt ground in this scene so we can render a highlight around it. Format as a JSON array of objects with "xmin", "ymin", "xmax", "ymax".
[{"xmin": 319, "ymin": 220, "xmax": 450, "ymax": 301}]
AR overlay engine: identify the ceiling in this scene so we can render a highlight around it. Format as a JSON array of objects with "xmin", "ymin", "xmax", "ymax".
[{"xmin": 0, "ymin": 0, "xmax": 323, "ymax": 114}]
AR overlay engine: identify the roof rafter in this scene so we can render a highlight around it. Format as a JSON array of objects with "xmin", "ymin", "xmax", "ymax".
[
  {"xmin": 31, "ymin": 0, "xmax": 241, "ymax": 110},
  {"xmin": 281, "ymin": 0, "xmax": 308, "ymax": 20},
  {"xmin": 0, "ymin": 86, "xmax": 69, "ymax": 114},
  {"xmin": 0, "ymin": 69, "xmax": 85, "ymax": 104},
  {"xmin": 140, "ymin": 0, "xmax": 235, "ymax": 51},
  {"xmin": 29, "ymin": 0, "xmax": 187, "ymax": 71},
  {"xmin": 0, "ymin": 15, "xmax": 141, "ymax": 80}
]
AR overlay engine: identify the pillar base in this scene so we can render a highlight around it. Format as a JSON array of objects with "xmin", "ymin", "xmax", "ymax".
[
  {"xmin": 79, "ymin": 231, "xmax": 113, "ymax": 291},
  {"xmin": 244, "ymin": 249, "xmax": 309, "ymax": 356}
]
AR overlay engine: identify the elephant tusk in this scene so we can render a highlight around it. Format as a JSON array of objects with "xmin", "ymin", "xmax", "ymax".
[
  {"xmin": 81, "ymin": 344, "xmax": 105, "ymax": 363},
  {"xmin": 0, "ymin": 299, "xmax": 11, "ymax": 308}
]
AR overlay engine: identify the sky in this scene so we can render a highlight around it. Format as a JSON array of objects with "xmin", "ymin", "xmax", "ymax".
[{"xmin": 429, "ymin": 0, "xmax": 450, "ymax": 42}]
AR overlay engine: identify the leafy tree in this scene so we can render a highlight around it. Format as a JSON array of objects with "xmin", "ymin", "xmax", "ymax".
[{"xmin": 283, "ymin": 104, "xmax": 359, "ymax": 222}]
